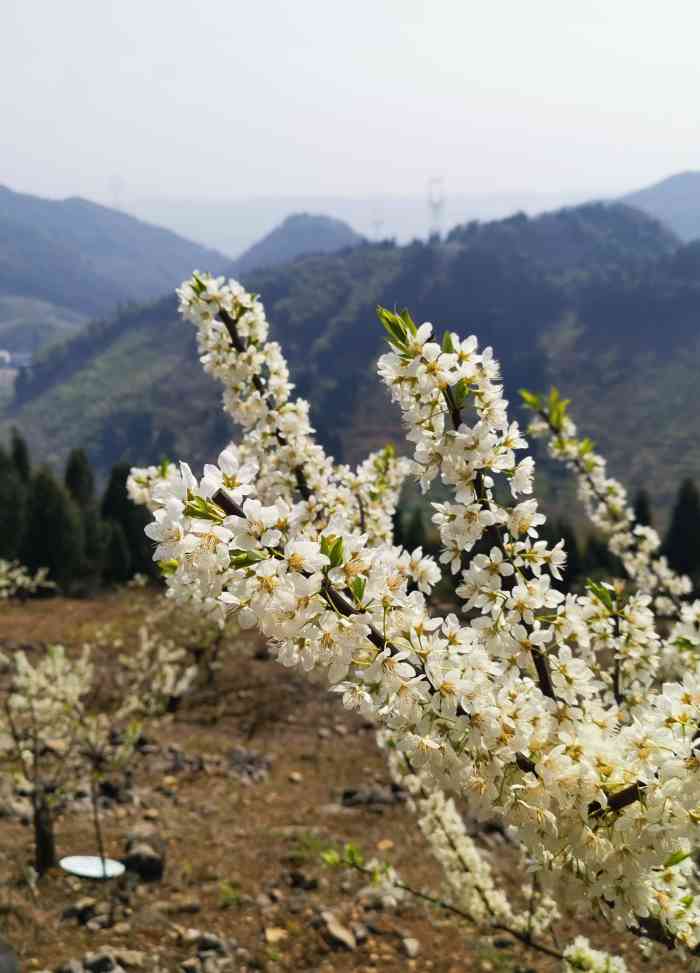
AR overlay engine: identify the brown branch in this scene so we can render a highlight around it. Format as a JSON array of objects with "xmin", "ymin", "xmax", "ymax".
[
  {"xmin": 531, "ymin": 648, "xmax": 557, "ymax": 702},
  {"xmin": 604, "ymin": 601, "xmax": 625, "ymax": 706},
  {"xmin": 588, "ymin": 780, "xmax": 645, "ymax": 818}
]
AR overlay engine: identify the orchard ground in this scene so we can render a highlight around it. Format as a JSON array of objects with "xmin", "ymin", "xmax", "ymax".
[{"xmin": 0, "ymin": 592, "xmax": 673, "ymax": 972}]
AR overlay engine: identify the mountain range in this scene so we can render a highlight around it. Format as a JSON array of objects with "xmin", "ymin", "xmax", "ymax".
[
  {"xmin": 0, "ymin": 184, "xmax": 229, "ymax": 355},
  {"xmin": 124, "ymin": 190, "xmax": 591, "ymax": 257},
  {"xmin": 122, "ymin": 171, "xmax": 700, "ymax": 258},
  {"xmin": 0, "ymin": 188, "xmax": 362, "ymax": 358},
  {"xmin": 623, "ymin": 171, "xmax": 700, "ymax": 242},
  {"xmin": 4, "ymin": 199, "xmax": 699, "ymax": 517}
]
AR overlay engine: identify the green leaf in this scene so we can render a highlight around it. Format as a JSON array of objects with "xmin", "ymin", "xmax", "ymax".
[
  {"xmin": 321, "ymin": 535, "xmax": 345, "ymax": 569},
  {"xmin": 664, "ymin": 850, "xmax": 691, "ymax": 868},
  {"xmin": 586, "ymin": 579, "xmax": 615, "ymax": 613},
  {"xmin": 675, "ymin": 636, "xmax": 699, "ymax": 653},
  {"xmin": 321, "ymin": 849, "xmax": 341, "ymax": 867},
  {"xmin": 399, "ymin": 308, "xmax": 418, "ymax": 335},
  {"xmin": 518, "ymin": 388, "xmax": 541, "ymax": 411},
  {"xmin": 183, "ymin": 495, "xmax": 226, "ymax": 522},
  {"xmin": 329, "ymin": 536, "xmax": 345, "ymax": 569},
  {"xmin": 441, "ymin": 331, "xmax": 455, "ymax": 354},
  {"xmin": 230, "ymin": 549, "xmax": 267, "ymax": 568},
  {"xmin": 351, "ymin": 576, "xmax": 366, "ymax": 604},
  {"xmin": 376, "ymin": 307, "xmax": 408, "ymax": 349},
  {"xmin": 452, "ymin": 378, "xmax": 469, "ymax": 408},
  {"xmin": 546, "ymin": 386, "xmax": 571, "ymax": 432},
  {"xmin": 343, "ymin": 843, "xmax": 364, "ymax": 867}
]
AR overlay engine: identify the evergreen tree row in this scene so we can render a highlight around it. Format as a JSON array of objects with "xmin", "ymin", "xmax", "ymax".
[{"xmin": 0, "ymin": 430, "xmax": 156, "ymax": 593}]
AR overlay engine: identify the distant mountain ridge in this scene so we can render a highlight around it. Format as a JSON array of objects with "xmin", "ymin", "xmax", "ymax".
[
  {"xmin": 0, "ymin": 191, "xmax": 364, "ymax": 359},
  {"xmin": 622, "ymin": 171, "xmax": 700, "ymax": 242},
  {"xmin": 231, "ymin": 212, "xmax": 362, "ymax": 275},
  {"xmin": 5, "ymin": 200, "xmax": 699, "ymax": 518},
  {"xmin": 0, "ymin": 184, "xmax": 229, "ymax": 354}
]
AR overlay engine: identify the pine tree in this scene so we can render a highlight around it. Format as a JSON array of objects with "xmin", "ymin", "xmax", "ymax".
[
  {"xmin": 0, "ymin": 445, "xmax": 26, "ymax": 559},
  {"xmin": 64, "ymin": 448, "xmax": 106, "ymax": 585},
  {"xmin": 102, "ymin": 521, "xmax": 132, "ymax": 585},
  {"xmin": 21, "ymin": 469, "xmax": 84, "ymax": 589},
  {"xmin": 65, "ymin": 448, "xmax": 95, "ymax": 508},
  {"xmin": 102, "ymin": 462, "xmax": 154, "ymax": 576},
  {"xmin": 633, "ymin": 488, "xmax": 653, "ymax": 528},
  {"xmin": 663, "ymin": 478, "xmax": 700, "ymax": 580},
  {"xmin": 11, "ymin": 428, "xmax": 31, "ymax": 482}
]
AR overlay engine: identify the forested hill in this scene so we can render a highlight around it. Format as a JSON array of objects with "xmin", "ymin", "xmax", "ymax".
[
  {"xmin": 5, "ymin": 201, "xmax": 699, "ymax": 511},
  {"xmin": 231, "ymin": 212, "xmax": 362, "ymax": 275},
  {"xmin": 0, "ymin": 184, "xmax": 229, "ymax": 353}
]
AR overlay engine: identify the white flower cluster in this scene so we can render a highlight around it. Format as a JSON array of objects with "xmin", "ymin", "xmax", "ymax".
[
  {"xmin": 117, "ymin": 622, "xmax": 198, "ymax": 717},
  {"xmin": 0, "ymin": 559, "xmax": 54, "ymax": 600},
  {"xmin": 522, "ymin": 388, "xmax": 700, "ymax": 688},
  {"xmin": 173, "ymin": 273, "xmax": 410, "ymax": 545},
  {"xmin": 137, "ymin": 278, "xmax": 700, "ymax": 964},
  {"xmin": 562, "ymin": 936, "xmax": 628, "ymax": 972},
  {"xmin": 1, "ymin": 644, "xmax": 94, "ymax": 759},
  {"xmin": 521, "ymin": 388, "xmax": 691, "ymax": 616},
  {"xmin": 380, "ymin": 732, "xmax": 559, "ymax": 939}
]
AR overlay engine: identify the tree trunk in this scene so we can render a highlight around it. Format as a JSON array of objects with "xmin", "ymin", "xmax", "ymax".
[{"xmin": 33, "ymin": 792, "xmax": 56, "ymax": 876}]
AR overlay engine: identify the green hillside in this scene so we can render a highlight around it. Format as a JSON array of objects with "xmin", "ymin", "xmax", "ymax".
[
  {"xmin": 0, "ymin": 296, "xmax": 86, "ymax": 354},
  {"xmin": 4, "ymin": 201, "xmax": 697, "ymax": 513}
]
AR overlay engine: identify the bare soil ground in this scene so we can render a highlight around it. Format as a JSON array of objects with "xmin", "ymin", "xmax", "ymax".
[{"xmin": 0, "ymin": 594, "xmax": 671, "ymax": 972}]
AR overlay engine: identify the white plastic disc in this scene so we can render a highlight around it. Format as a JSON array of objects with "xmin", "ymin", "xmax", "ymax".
[{"xmin": 59, "ymin": 855, "xmax": 125, "ymax": 879}]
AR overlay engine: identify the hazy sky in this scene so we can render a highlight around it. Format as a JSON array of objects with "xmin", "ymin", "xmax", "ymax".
[{"xmin": 2, "ymin": 0, "xmax": 699, "ymax": 206}]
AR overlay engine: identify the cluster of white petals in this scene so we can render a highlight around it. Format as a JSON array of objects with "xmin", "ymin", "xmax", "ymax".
[
  {"xmin": 0, "ymin": 644, "xmax": 136, "ymax": 808},
  {"xmin": 562, "ymin": 936, "xmax": 629, "ymax": 972},
  {"xmin": 133, "ymin": 277, "xmax": 700, "ymax": 966},
  {"xmin": 380, "ymin": 732, "xmax": 559, "ymax": 939},
  {"xmin": 0, "ymin": 558, "xmax": 53, "ymax": 599},
  {"xmin": 522, "ymin": 388, "xmax": 692, "ymax": 616}
]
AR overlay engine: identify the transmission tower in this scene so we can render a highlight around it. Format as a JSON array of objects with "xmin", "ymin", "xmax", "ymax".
[
  {"xmin": 427, "ymin": 177, "xmax": 445, "ymax": 239},
  {"xmin": 370, "ymin": 204, "xmax": 385, "ymax": 241}
]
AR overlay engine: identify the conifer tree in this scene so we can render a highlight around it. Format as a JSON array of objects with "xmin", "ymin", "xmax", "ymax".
[
  {"xmin": 101, "ymin": 462, "xmax": 154, "ymax": 576},
  {"xmin": 21, "ymin": 469, "xmax": 84, "ymax": 589},
  {"xmin": 65, "ymin": 447, "xmax": 106, "ymax": 582},
  {"xmin": 65, "ymin": 448, "xmax": 95, "ymax": 508},
  {"xmin": 663, "ymin": 478, "xmax": 700, "ymax": 581},
  {"xmin": 0, "ymin": 445, "xmax": 26, "ymax": 559},
  {"xmin": 10, "ymin": 428, "xmax": 31, "ymax": 483},
  {"xmin": 633, "ymin": 488, "xmax": 653, "ymax": 527},
  {"xmin": 102, "ymin": 520, "xmax": 132, "ymax": 585}
]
